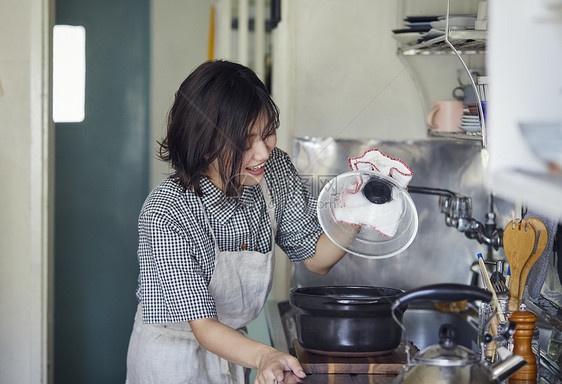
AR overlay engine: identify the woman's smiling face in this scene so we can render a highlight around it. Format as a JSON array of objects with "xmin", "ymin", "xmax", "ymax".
[
  {"xmin": 238, "ymin": 118, "xmax": 277, "ymax": 187},
  {"xmin": 206, "ymin": 117, "xmax": 277, "ymax": 191}
]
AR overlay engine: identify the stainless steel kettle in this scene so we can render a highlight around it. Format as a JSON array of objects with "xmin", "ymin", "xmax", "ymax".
[{"xmin": 391, "ymin": 284, "xmax": 527, "ymax": 384}]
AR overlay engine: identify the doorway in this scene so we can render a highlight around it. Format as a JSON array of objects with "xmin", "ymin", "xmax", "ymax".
[{"xmin": 54, "ymin": 0, "xmax": 150, "ymax": 382}]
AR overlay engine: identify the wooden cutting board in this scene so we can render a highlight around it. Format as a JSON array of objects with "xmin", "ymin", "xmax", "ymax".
[{"xmin": 294, "ymin": 340, "xmax": 417, "ymax": 375}]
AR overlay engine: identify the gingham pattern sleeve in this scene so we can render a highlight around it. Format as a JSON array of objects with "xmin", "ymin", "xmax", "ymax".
[
  {"xmin": 266, "ymin": 148, "xmax": 323, "ymax": 262},
  {"xmin": 137, "ymin": 186, "xmax": 217, "ymax": 324}
]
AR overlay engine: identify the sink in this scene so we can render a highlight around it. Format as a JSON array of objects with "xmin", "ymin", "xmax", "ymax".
[{"xmin": 265, "ymin": 300, "xmax": 479, "ymax": 355}]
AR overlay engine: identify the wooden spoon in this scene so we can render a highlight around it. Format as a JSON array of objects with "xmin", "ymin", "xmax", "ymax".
[
  {"xmin": 518, "ymin": 217, "xmax": 548, "ymax": 300},
  {"xmin": 503, "ymin": 219, "xmax": 536, "ymax": 313}
]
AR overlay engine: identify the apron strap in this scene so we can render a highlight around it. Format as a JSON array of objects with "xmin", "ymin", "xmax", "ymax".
[{"xmin": 259, "ymin": 179, "xmax": 277, "ymax": 249}]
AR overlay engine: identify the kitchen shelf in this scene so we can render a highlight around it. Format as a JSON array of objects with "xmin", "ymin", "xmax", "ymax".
[
  {"xmin": 400, "ymin": 47, "xmax": 485, "ymax": 56},
  {"xmin": 449, "ymin": 29, "xmax": 486, "ymax": 40},
  {"xmin": 398, "ymin": 34, "xmax": 486, "ymax": 56},
  {"xmin": 428, "ymin": 130, "xmax": 482, "ymax": 142},
  {"xmin": 395, "ymin": 0, "xmax": 487, "ymax": 144}
]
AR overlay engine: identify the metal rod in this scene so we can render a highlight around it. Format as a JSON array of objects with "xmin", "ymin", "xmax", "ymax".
[
  {"xmin": 408, "ymin": 185, "xmax": 457, "ymax": 198},
  {"xmin": 444, "ymin": 0, "xmax": 487, "ymax": 148}
]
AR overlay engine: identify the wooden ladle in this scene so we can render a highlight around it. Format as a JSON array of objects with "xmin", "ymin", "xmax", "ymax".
[
  {"xmin": 503, "ymin": 219, "xmax": 536, "ymax": 313},
  {"xmin": 518, "ymin": 217, "xmax": 548, "ymax": 300}
]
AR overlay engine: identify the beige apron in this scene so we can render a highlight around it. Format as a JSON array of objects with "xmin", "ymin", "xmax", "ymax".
[{"xmin": 126, "ymin": 181, "xmax": 276, "ymax": 384}]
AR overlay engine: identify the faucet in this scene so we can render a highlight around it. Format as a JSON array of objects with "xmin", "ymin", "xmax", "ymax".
[
  {"xmin": 463, "ymin": 211, "xmax": 503, "ymax": 250},
  {"xmin": 408, "ymin": 186, "xmax": 503, "ymax": 250}
]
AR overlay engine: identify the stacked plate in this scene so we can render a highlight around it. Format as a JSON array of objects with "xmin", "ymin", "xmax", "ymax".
[
  {"xmin": 391, "ymin": 15, "xmax": 436, "ymax": 46},
  {"xmin": 459, "ymin": 109, "xmax": 482, "ymax": 135},
  {"xmin": 392, "ymin": 15, "xmax": 477, "ymax": 47}
]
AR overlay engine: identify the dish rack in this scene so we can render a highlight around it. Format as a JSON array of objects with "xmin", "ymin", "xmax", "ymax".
[
  {"xmin": 442, "ymin": 0, "xmax": 488, "ymax": 147},
  {"xmin": 395, "ymin": 0, "xmax": 488, "ymax": 146}
]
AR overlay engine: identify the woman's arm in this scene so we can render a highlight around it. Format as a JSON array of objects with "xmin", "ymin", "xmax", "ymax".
[
  {"xmin": 189, "ymin": 317, "xmax": 306, "ymax": 384},
  {"xmin": 304, "ymin": 220, "xmax": 363, "ymax": 275},
  {"xmin": 303, "ymin": 232, "xmax": 347, "ymax": 275}
]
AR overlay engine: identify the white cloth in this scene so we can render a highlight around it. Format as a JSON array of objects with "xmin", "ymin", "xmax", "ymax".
[
  {"xmin": 334, "ymin": 180, "xmax": 406, "ymax": 238},
  {"xmin": 126, "ymin": 180, "xmax": 276, "ymax": 384},
  {"xmin": 335, "ymin": 149, "xmax": 413, "ymax": 238},
  {"xmin": 347, "ymin": 149, "xmax": 413, "ymax": 188}
]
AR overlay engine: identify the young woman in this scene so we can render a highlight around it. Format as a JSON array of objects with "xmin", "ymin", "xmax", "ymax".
[{"xmin": 126, "ymin": 60, "xmax": 347, "ymax": 384}]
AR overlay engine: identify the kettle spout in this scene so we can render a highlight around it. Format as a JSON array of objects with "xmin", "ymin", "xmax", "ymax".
[{"xmin": 491, "ymin": 346, "xmax": 527, "ymax": 382}]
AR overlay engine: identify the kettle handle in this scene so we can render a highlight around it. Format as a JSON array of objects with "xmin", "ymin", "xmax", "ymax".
[{"xmin": 391, "ymin": 283, "xmax": 492, "ymax": 315}]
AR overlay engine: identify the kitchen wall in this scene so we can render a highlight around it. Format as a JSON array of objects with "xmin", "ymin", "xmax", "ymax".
[
  {"xmin": 149, "ymin": 0, "xmax": 214, "ymax": 187},
  {"xmin": 268, "ymin": 0, "xmax": 485, "ymax": 300},
  {"xmin": 291, "ymin": 138, "xmax": 512, "ymax": 291},
  {"xmin": 148, "ymin": 0, "xmax": 484, "ymax": 181},
  {"xmin": 271, "ymin": 0, "xmax": 483, "ymax": 150},
  {"xmin": 0, "ymin": 1, "xmax": 54, "ymax": 383}
]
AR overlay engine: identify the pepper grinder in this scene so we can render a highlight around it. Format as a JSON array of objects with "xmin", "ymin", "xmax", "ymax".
[{"xmin": 509, "ymin": 310, "xmax": 537, "ymax": 382}]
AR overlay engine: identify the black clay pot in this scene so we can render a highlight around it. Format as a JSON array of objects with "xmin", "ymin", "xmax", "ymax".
[{"xmin": 289, "ymin": 286, "xmax": 407, "ymax": 356}]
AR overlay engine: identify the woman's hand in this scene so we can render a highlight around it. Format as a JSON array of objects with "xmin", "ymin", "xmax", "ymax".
[
  {"xmin": 278, "ymin": 370, "xmax": 305, "ymax": 384},
  {"xmin": 189, "ymin": 317, "xmax": 306, "ymax": 383},
  {"xmin": 254, "ymin": 349, "xmax": 306, "ymax": 384}
]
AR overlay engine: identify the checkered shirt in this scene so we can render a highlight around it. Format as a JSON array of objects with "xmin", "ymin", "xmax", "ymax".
[{"xmin": 135, "ymin": 147, "xmax": 322, "ymax": 324}]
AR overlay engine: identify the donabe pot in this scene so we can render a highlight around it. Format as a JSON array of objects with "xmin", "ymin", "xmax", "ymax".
[{"xmin": 289, "ymin": 286, "xmax": 406, "ymax": 356}]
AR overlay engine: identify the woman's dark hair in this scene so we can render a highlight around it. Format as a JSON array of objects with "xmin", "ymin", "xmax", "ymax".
[{"xmin": 159, "ymin": 60, "xmax": 279, "ymax": 197}]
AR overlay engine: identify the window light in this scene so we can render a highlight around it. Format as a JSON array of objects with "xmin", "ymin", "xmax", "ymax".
[{"xmin": 52, "ymin": 25, "xmax": 85, "ymax": 123}]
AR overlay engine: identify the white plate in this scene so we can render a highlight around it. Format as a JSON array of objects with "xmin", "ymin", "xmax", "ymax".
[
  {"xmin": 422, "ymin": 28, "xmax": 445, "ymax": 40},
  {"xmin": 460, "ymin": 124, "xmax": 482, "ymax": 133},
  {"xmin": 391, "ymin": 32, "xmax": 422, "ymax": 45}
]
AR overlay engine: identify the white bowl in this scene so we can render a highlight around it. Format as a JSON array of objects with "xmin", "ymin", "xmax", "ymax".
[{"xmin": 519, "ymin": 122, "xmax": 562, "ymax": 168}]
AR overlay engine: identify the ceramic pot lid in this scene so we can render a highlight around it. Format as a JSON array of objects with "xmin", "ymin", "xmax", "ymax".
[{"xmin": 317, "ymin": 170, "xmax": 418, "ymax": 258}]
